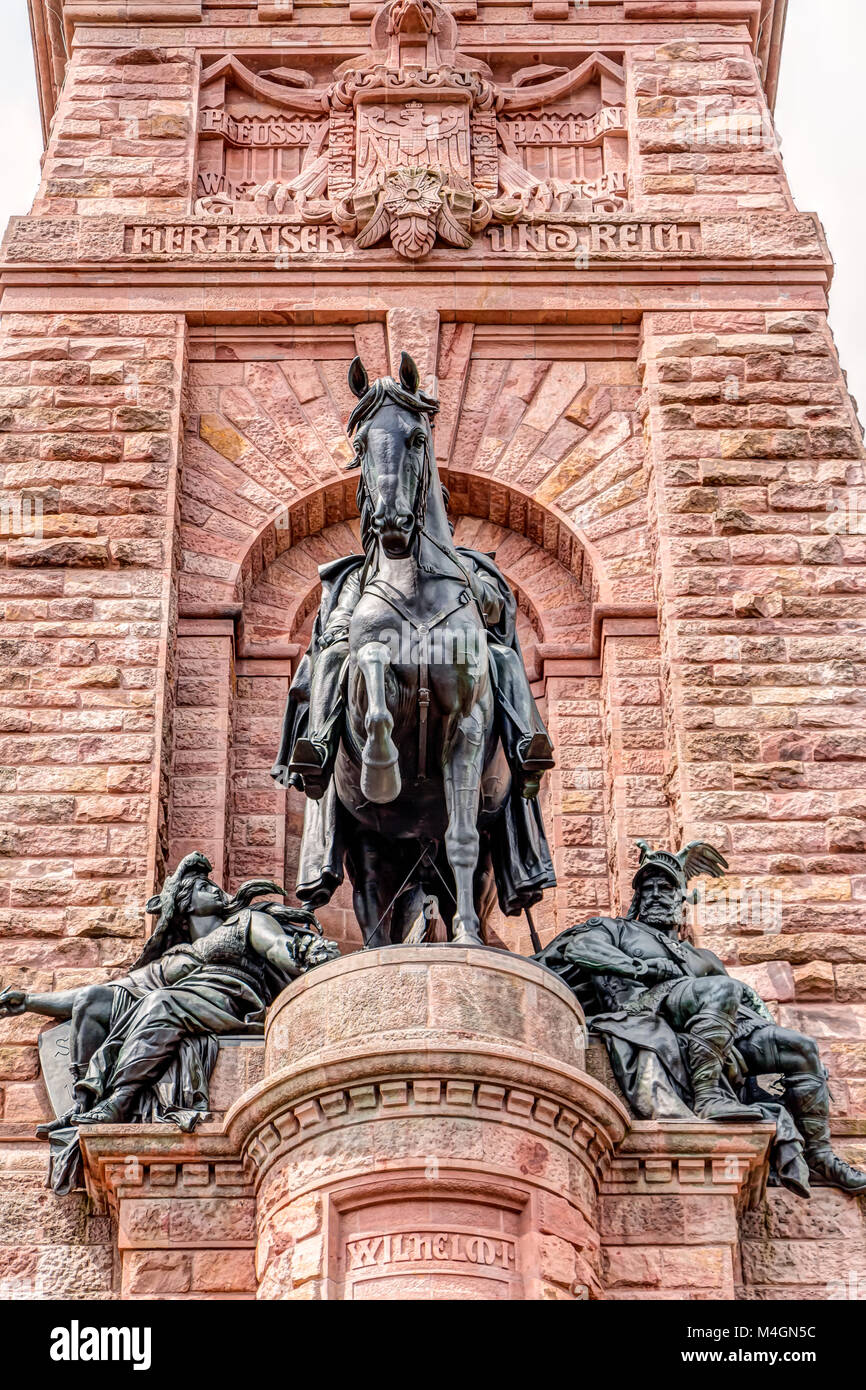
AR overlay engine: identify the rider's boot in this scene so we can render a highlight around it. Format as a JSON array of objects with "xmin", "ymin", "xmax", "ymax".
[
  {"xmin": 290, "ymin": 642, "xmax": 348, "ymax": 799},
  {"xmin": 488, "ymin": 646, "xmax": 554, "ymax": 798},
  {"xmin": 686, "ymin": 1009, "xmax": 764, "ymax": 1122},
  {"xmin": 289, "ymin": 736, "xmax": 332, "ymax": 801},
  {"xmin": 516, "ymin": 731, "xmax": 556, "ymax": 799},
  {"xmin": 786, "ymin": 1070, "xmax": 866, "ymax": 1193}
]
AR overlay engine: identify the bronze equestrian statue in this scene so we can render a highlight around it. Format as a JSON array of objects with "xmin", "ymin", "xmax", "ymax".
[{"xmin": 272, "ymin": 352, "xmax": 556, "ymax": 947}]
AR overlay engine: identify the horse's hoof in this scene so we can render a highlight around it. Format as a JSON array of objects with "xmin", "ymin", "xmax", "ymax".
[
  {"xmin": 449, "ymin": 924, "xmax": 484, "ymax": 948},
  {"xmin": 361, "ymin": 736, "xmax": 401, "ymax": 804}
]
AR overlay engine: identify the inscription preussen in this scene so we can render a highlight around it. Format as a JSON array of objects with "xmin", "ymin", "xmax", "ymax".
[{"xmin": 346, "ymin": 1231, "xmax": 517, "ymax": 1272}]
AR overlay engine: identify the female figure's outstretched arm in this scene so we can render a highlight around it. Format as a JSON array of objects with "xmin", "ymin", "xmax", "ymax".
[{"xmin": 0, "ymin": 985, "xmax": 85, "ymax": 1020}]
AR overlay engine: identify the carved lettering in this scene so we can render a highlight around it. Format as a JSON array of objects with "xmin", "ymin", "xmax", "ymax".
[
  {"xmin": 124, "ymin": 224, "xmax": 348, "ymax": 257},
  {"xmin": 484, "ymin": 221, "xmax": 701, "ymax": 256},
  {"xmin": 500, "ymin": 106, "xmax": 626, "ymax": 146},
  {"xmin": 199, "ymin": 110, "xmax": 326, "ymax": 148},
  {"xmin": 345, "ymin": 1231, "xmax": 517, "ymax": 1273},
  {"xmin": 124, "ymin": 220, "xmax": 698, "ymax": 260}
]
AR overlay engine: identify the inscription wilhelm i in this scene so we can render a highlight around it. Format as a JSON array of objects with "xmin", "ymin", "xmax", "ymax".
[{"xmin": 346, "ymin": 1231, "xmax": 517, "ymax": 1273}]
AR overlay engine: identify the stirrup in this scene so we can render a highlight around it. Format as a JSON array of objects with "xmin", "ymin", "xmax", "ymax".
[{"xmin": 289, "ymin": 738, "xmax": 330, "ymax": 801}]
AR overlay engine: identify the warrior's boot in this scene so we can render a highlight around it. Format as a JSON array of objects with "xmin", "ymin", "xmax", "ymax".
[
  {"xmin": 74, "ymin": 1085, "xmax": 139, "ymax": 1126},
  {"xmin": 786, "ymin": 1071, "xmax": 866, "ymax": 1194},
  {"xmin": 686, "ymin": 1009, "xmax": 764, "ymax": 1122}
]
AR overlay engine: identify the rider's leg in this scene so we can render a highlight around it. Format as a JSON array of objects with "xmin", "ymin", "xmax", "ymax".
[
  {"xmin": 290, "ymin": 640, "xmax": 348, "ymax": 798},
  {"xmin": 663, "ymin": 976, "xmax": 764, "ymax": 1122},
  {"xmin": 488, "ymin": 645, "xmax": 554, "ymax": 798},
  {"xmin": 740, "ymin": 1026, "xmax": 866, "ymax": 1194}
]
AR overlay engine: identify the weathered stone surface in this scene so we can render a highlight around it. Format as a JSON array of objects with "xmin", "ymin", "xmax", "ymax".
[{"xmin": 1, "ymin": 0, "xmax": 864, "ymax": 1305}]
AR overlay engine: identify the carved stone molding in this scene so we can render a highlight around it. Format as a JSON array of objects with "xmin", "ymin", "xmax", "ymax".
[
  {"xmin": 605, "ymin": 1121, "xmax": 774, "ymax": 1208},
  {"xmin": 220, "ymin": 947, "xmax": 630, "ymax": 1298},
  {"xmin": 192, "ymin": 0, "xmax": 630, "ymax": 258}
]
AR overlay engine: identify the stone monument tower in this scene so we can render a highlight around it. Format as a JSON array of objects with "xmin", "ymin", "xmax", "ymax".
[{"xmin": 1, "ymin": 0, "xmax": 864, "ymax": 1301}]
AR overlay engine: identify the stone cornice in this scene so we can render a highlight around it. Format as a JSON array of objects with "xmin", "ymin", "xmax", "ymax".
[
  {"xmin": 25, "ymin": 0, "xmax": 789, "ymax": 142},
  {"xmin": 26, "ymin": 0, "xmax": 68, "ymax": 145}
]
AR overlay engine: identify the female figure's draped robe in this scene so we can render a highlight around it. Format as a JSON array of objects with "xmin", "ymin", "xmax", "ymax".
[{"xmin": 48, "ymin": 909, "xmax": 322, "ymax": 1193}]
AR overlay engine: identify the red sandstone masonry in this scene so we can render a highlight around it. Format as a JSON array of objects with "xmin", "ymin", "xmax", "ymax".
[{"xmin": 0, "ymin": 0, "xmax": 863, "ymax": 1300}]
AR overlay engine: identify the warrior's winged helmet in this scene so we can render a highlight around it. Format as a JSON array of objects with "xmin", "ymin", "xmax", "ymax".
[{"xmin": 626, "ymin": 840, "xmax": 729, "ymax": 923}]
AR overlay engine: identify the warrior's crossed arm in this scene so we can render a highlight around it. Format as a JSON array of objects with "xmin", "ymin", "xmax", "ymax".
[{"xmin": 550, "ymin": 924, "xmax": 680, "ymax": 983}]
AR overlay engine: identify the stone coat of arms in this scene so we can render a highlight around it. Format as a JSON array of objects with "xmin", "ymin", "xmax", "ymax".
[{"xmin": 195, "ymin": 0, "xmax": 629, "ymax": 260}]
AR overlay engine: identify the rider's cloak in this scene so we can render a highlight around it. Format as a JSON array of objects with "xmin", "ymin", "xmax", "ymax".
[{"xmin": 272, "ymin": 551, "xmax": 557, "ymax": 918}]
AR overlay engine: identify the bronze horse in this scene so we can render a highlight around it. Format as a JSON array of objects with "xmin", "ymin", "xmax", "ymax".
[{"xmin": 274, "ymin": 353, "xmax": 556, "ymax": 947}]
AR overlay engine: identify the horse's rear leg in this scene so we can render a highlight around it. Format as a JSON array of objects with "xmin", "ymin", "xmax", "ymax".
[
  {"xmin": 357, "ymin": 640, "xmax": 401, "ymax": 805},
  {"xmin": 346, "ymin": 829, "xmax": 399, "ymax": 949},
  {"xmin": 443, "ymin": 706, "xmax": 486, "ymax": 947}
]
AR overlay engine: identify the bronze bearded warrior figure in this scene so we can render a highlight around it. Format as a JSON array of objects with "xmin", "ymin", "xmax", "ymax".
[
  {"xmin": 0, "ymin": 853, "xmax": 339, "ymax": 1192},
  {"xmin": 535, "ymin": 841, "xmax": 866, "ymax": 1199}
]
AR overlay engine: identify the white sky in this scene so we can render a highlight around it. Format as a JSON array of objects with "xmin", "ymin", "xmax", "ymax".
[{"xmin": 0, "ymin": 0, "xmax": 863, "ymax": 415}]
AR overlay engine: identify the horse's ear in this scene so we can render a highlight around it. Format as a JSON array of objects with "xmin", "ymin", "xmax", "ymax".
[
  {"xmin": 348, "ymin": 356, "xmax": 369, "ymax": 400},
  {"xmin": 399, "ymin": 352, "xmax": 420, "ymax": 395},
  {"xmin": 145, "ymin": 894, "xmax": 162, "ymax": 915}
]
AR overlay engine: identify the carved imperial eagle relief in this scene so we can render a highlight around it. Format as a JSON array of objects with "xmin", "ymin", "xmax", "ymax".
[{"xmin": 195, "ymin": 0, "xmax": 629, "ymax": 260}]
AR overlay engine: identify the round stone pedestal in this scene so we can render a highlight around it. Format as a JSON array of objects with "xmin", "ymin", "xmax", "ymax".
[{"xmin": 227, "ymin": 946, "xmax": 629, "ymax": 1300}]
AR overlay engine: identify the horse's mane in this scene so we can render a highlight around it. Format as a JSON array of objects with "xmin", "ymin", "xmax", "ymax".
[{"xmin": 346, "ymin": 375, "xmax": 440, "ymax": 439}]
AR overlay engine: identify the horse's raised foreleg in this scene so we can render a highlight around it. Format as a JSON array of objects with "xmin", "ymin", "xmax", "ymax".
[
  {"xmin": 357, "ymin": 640, "xmax": 402, "ymax": 805},
  {"xmin": 442, "ymin": 705, "xmax": 486, "ymax": 946}
]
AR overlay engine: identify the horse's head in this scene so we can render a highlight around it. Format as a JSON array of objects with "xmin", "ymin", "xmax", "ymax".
[{"xmin": 347, "ymin": 352, "xmax": 439, "ymax": 559}]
